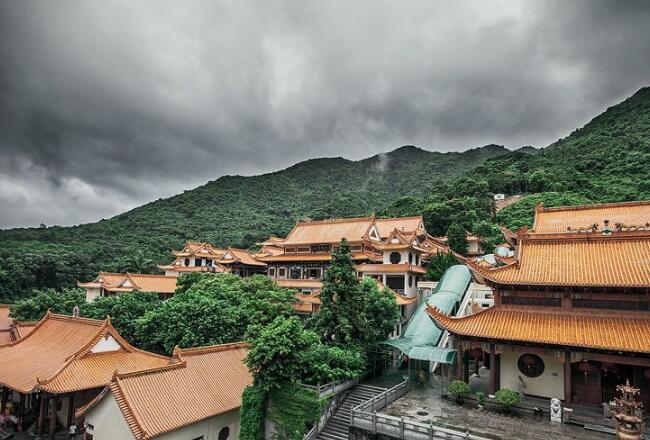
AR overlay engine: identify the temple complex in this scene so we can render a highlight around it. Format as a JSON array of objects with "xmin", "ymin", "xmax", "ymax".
[{"xmin": 427, "ymin": 200, "xmax": 650, "ymax": 408}]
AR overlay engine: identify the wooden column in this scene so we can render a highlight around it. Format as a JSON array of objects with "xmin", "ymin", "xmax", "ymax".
[
  {"xmin": 49, "ymin": 394, "xmax": 59, "ymax": 440},
  {"xmin": 1, "ymin": 386, "xmax": 7, "ymax": 412},
  {"xmin": 463, "ymin": 351, "xmax": 470, "ymax": 383},
  {"xmin": 564, "ymin": 351, "xmax": 572, "ymax": 405},
  {"xmin": 456, "ymin": 347, "xmax": 463, "ymax": 380},
  {"xmin": 495, "ymin": 353, "xmax": 501, "ymax": 390},
  {"xmin": 37, "ymin": 394, "xmax": 46, "ymax": 436},
  {"xmin": 67, "ymin": 393, "xmax": 74, "ymax": 427},
  {"xmin": 489, "ymin": 345, "xmax": 497, "ymax": 395}
]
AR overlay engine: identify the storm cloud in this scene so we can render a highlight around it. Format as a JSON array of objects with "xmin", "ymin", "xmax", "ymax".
[{"xmin": 1, "ymin": 0, "xmax": 649, "ymax": 228}]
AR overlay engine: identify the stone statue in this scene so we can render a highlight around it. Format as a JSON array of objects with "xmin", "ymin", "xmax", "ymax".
[{"xmin": 550, "ymin": 398, "xmax": 562, "ymax": 423}]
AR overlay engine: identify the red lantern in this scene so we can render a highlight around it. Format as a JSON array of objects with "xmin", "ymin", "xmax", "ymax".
[
  {"xmin": 470, "ymin": 348, "xmax": 483, "ymax": 359},
  {"xmin": 578, "ymin": 361, "xmax": 592, "ymax": 375}
]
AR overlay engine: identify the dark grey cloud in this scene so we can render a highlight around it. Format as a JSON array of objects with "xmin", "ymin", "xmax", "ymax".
[{"xmin": 1, "ymin": 0, "xmax": 649, "ymax": 228}]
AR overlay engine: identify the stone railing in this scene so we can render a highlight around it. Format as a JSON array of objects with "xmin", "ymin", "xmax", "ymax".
[
  {"xmin": 350, "ymin": 380, "xmax": 492, "ymax": 440},
  {"xmin": 299, "ymin": 376, "xmax": 359, "ymax": 398}
]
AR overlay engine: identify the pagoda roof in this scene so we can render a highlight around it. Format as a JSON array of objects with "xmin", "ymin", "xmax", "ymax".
[
  {"xmin": 277, "ymin": 215, "xmax": 425, "ymax": 246},
  {"xmin": 218, "ymin": 248, "xmax": 266, "ymax": 266},
  {"xmin": 0, "ymin": 311, "xmax": 171, "ymax": 394},
  {"xmin": 531, "ymin": 200, "xmax": 650, "ymax": 235},
  {"xmin": 78, "ymin": 272, "xmax": 178, "ymax": 294},
  {"xmin": 77, "ymin": 342, "xmax": 251, "ymax": 440},
  {"xmin": 426, "ymin": 305, "xmax": 650, "ymax": 354},
  {"xmin": 172, "ymin": 242, "xmax": 227, "ymax": 257},
  {"xmin": 257, "ymin": 252, "xmax": 380, "ymax": 262},
  {"xmin": 467, "ymin": 232, "xmax": 650, "ymax": 288}
]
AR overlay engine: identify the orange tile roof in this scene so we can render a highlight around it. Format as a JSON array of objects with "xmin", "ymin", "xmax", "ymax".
[
  {"xmin": 258, "ymin": 252, "xmax": 380, "ymax": 262},
  {"xmin": 532, "ymin": 200, "xmax": 650, "ymax": 234},
  {"xmin": 157, "ymin": 264, "xmax": 230, "ymax": 273},
  {"xmin": 355, "ymin": 263, "xmax": 427, "ymax": 274},
  {"xmin": 79, "ymin": 272, "xmax": 179, "ymax": 294},
  {"xmin": 79, "ymin": 342, "xmax": 251, "ymax": 439},
  {"xmin": 0, "ymin": 305, "xmax": 11, "ymax": 331},
  {"xmin": 427, "ymin": 305, "xmax": 650, "ymax": 353},
  {"xmin": 374, "ymin": 216, "xmax": 424, "ymax": 237},
  {"xmin": 172, "ymin": 242, "xmax": 227, "ymax": 257},
  {"xmin": 218, "ymin": 248, "xmax": 266, "ymax": 266},
  {"xmin": 0, "ymin": 312, "xmax": 171, "ymax": 394},
  {"xmin": 282, "ymin": 217, "xmax": 376, "ymax": 245},
  {"xmin": 468, "ymin": 233, "xmax": 650, "ymax": 287},
  {"xmin": 275, "ymin": 279, "xmax": 323, "ymax": 290}
]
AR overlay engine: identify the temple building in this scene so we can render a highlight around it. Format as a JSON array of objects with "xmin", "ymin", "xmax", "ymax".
[
  {"xmin": 0, "ymin": 311, "xmax": 171, "ymax": 439},
  {"xmin": 77, "ymin": 342, "xmax": 251, "ymax": 440},
  {"xmin": 257, "ymin": 215, "xmax": 443, "ymax": 302},
  {"xmin": 0, "ymin": 305, "xmax": 38, "ymax": 344},
  {"xmin": 427, "ymin": 200, "xmax": 650, "ymax": 408},
  {"xmin": 158, "ymin": 242, "xmax": 266, "ymax": 277},
  {"xmin": 78, "ymin": 272, "xmax": 178, "ymax": 302}
]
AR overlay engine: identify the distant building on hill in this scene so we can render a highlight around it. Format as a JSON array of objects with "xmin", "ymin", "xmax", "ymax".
[
  {"xmin": 78, "ymin": 272, "xmax": 178, "ymax": 302},
  {"xmin": 158, "ymin": 242, "xmax": 266, "ymax": 277}
]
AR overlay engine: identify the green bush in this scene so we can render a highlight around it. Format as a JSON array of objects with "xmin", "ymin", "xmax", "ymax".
[
  {"xmin": 448, "ymin": 380, "xmax": 470, "ymax": 398},
  {"xmin": 494, "ymin": 389, "xmax": 522, "ymax": 409},
  {"xmin": 475, "ymin": 391, "xmax": 486, "ymax": 406},
  {"xmin": 240, "ymin": 385, "xmax": 266, "ymax": 440}
]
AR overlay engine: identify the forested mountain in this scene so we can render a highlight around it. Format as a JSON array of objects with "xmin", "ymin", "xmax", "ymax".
[
  {"xmin": 0, "ymin": 143, "xmax": 507, "ymax": 300},
  {"xmin": 1, "ymin": 86, "xmax": 648, "ymax": 301}
]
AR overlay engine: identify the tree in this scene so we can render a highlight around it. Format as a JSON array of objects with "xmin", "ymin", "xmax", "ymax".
[
  {"xmin": 245, "ymin": 316, "xmax": 319, "ymax": 391},
  {"xmin": 446, "ymin": 223, "xmax": 468, "ymax": 255},
  {"xmin": 311, "ymin": 239, "xmax": 398, "ymax": 348},
  {"xmin": 311, "ymin": 239, "xmax": 365, "ymax": 345},
  {"xmin": 83, "ymin": 292, "xmax": 162, "ymax": 345},
  {"xmin": 136, "ymin": 273, "xmax": 296, "ymax": 353},
  {"xmin": 267, "ymin": 384, "xmax": 321, "ymax": 440},
  {"xmin": 9, "ymin": 288, "xmax": 86, "ymax": 321},
  {"xmin": 427, "ymin": 252, "xmax": 458, "ymax": 281}
]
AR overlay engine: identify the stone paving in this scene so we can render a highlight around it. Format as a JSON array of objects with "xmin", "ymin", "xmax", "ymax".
[{"xmin": 364, "ymin": 369, "xmax": 614, "ymax": 440}]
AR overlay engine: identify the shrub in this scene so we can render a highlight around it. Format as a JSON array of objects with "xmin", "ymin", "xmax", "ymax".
[
  {"xmin": 448, "ymin": 380, "xmax": 470, "ymax": 398},
  {"xmin": 475, "ymin": 391, "xmax": 486, "ymax": 407},
  {"xmin": 494, "ymin": 389, "xmax": 521, "ymax": 410}
]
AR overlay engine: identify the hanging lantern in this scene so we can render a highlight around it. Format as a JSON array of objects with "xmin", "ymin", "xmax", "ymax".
[
  {"xmin": 470, "ymin": 348, "xmax": 483, "ymax": 359},
  {"xmin": 579, "ymin": 361, "xmax": 592, "ymax": 376}
]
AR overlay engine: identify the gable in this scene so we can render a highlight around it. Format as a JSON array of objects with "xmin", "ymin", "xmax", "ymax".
[{"xmin": 90, "ymin": 334, "xmax": 122, "ymax": 354}]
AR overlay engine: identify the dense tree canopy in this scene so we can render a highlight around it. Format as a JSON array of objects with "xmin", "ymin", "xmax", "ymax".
[
  {"xmin": 9, "ymin": 288, "xmax": 86, "ymax": 321},
  {"xmin": 136, "ymin": 274, "xmax": 296, "ymax": 353}
]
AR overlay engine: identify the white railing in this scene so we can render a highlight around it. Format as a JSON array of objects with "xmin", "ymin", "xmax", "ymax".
[
  {"xmin": 350, "ymin": 380, "xmax": 492, "ymax": 440},
  {"xmin": 300, "ymin": 377, "xmax": 359, "ymax": 439}
]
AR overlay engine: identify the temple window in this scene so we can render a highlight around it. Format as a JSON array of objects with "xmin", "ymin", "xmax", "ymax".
[
  {"xmin": 290, "ymin": 268, "xmax": 301, "ymax": 279},
  {"xmin": 268, "ymin": 267, "xmax": 276, "ymax": 277},
  {"xmin": 389, "ymin": 252, "xmax": 401, "ymax": 264},
  {"xmin": 218, "ymin": 427, "xmax": 230, "ymax": 440},
  {"xmin": 408, "ymin": 253, "xmax": 413, "ymax": 264},
  {"xmin": 184, "ymin": 258, "xmax": 190, "ymax": 266},
  {"xmin": 415, "ymin": 254, "xmax": 420, "ymax": 265},
  {"xmin": 518, "ymin": 354, "xmax": 545, "ymax": 378},
  {"xmin": 194, "ymin": 258, "xmax": 201, "ymax": 266},
  {"xmin": 278, "ymin": 268, "xmax": 286, "ymax": 278}
]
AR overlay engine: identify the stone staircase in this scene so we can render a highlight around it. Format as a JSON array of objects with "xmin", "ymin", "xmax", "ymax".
[{"xmin": 317, "ymin": 384, "xmax": 386, "ymax": 440}]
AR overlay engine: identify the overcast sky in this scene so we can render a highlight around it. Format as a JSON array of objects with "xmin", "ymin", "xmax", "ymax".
[{"xmin": 1, "ymin": 1, "xmax": 649, "ymax": 228}]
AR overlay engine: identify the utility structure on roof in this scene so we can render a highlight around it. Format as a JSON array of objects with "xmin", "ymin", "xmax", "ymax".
[{"xmin": 428, "ymin": 200, "xmax": 650, "ymax": 408}]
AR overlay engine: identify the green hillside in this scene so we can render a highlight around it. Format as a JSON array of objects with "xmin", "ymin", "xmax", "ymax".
[
  {"xmin": 1, "ymin": 86, "xmax": 648, "ymax": 301},
  {"xmin": 0, "ymin": 143, "xmax": 507, "ymax": 300}
]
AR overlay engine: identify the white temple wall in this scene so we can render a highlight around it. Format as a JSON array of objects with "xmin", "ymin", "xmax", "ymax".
[{"xmin": 499, "ymin": 352, "xmax": 564, "ymax": 400}]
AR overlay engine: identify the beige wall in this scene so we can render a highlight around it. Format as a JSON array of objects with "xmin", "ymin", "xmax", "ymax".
[
  {"xmin": 85, "ymin": 393, "xmax": 241, "ymax": 440},
  {"xmin": 500, "ymin": 352, "xmax": 564, "ymax": 400},
  {"xmin": 85, "ymin": 287, "xmax": 102, "ymax": 303}
]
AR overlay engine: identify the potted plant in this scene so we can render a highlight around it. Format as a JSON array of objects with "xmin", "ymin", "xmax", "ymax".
[
  {"xmin": 448, "ymin": 380, "xmax": 470, "ymax": 405},
  {"xmin": 494, "ymin": 389, "xmax": 522, "ymax": 414},
  {"xmin": 476, "ymin": 391, "xmax": 486, "ymax": 410}
]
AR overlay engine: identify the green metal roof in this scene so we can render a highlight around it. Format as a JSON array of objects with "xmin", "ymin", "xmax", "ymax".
[{"xmin": 382, "ymin": 265, "xmax": 471, "ymax": 363}]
